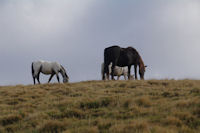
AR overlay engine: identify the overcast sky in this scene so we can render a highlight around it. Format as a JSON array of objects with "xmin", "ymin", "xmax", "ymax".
[{"xmin": 0, "ymin": 0, "xmax": 200, "ymax": 85}]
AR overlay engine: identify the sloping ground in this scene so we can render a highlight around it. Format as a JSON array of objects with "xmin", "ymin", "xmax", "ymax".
[{"xmin": 0, "ymin": 80, "xmax": 200, "ymax": 133}]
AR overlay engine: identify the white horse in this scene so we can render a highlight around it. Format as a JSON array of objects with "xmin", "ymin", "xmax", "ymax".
[
  {"xmin": 31, "ymin": 60, "xmax": 69, "ymax": 84},
  {"xmin": 101, "ymin": 62, "xmax": 133, "ymax": 80}
]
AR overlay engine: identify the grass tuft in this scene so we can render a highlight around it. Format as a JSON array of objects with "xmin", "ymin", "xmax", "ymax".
[
  {"xmin": 135, "ymin": 97, "xmax": 152, "ymax": 107},
  {"xmin": 38, "ymin": 120, "xmax": 68, "ymax": 133},
  {"xmin": 0, "ymin": 114, "xmax": 22, "ymax": 126}
]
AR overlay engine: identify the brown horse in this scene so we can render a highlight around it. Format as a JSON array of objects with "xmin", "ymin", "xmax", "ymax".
[{"xmin": 103, "ymin": 45, "xmax": 146, "ymax": 80}]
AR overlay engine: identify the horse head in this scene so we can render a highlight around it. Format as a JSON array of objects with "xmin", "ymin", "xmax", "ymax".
[
  {"xmin": 139, "ymin": 65, "xmax": 147, "ymax": 80},
  {"xmin": 60, "ymin": 65, "xmax": 69, "ymax": 83},
  {"xmin": 63, "ymin": 76, "xmax": 69, "ymax": 83},
  {"xmin": 139, "ymin": 56, "xmax": 147, "ymax": 80},
  {"xmin": 63, "ymin": 72, "xmax": 69, "ymax": 83}
]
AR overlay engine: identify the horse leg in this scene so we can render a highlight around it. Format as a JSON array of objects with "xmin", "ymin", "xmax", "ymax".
[
  {"xmin": 102, "ymin": 71, "xmax": 106, "ymax": 80},
  {"xmin": 111, "ymin": 62, "xmax": 117, "ymax": 80},
  {"xmin": 103, "ymin": 62, "xmax": 110, "ymax": 80},
  {"xmin": 102, "ymin": 73, "xmax": 106, "ymax": 80},
  {"xmin": 32, "ymin": 71, "xmax": 36, "ymax": 84},
  {"xmin": 103, "ymin": 63, "xmax": 107, "ymax": 80},
  {"xmin": 128, "ymin": 66, "xmax": 131, "ymax": 80},
  {"xmin": 36, "ymin": 73, "xmax": 41, "ymax": 84},
  {"xmin": 32, "ymin": 69, "xmax": 37, "ymax": 84},
  {"xmin": 105, "ymin": 69, "xmax": 110, "ymax": 80},
  {"xmin": 33, "ymin": 77, "xmax": 36, "ymax": 84},
  {"xmin": 101, "ymin": 64, "xmax": 104, "ymax": 80},
  {"xmin": 134, "ymin": 65, "xmax": 138, "ymax": 80},
  {"xmin": 36, "ymin": 66, "xmax": 42, "ymax": 84},
  {"xmin": 56, "ymin": 73, "xmax": 60, "ymax": 83},
  {"xmin": 102, "ymin": 74, "xmax": 104, "ymax": 80},
  {"xmin": 106, "ymin": 73, "xmax": 109, "ymax": 80},
  {"xmin": 111, "ymin": 66, "xmax": 115, "ymax": 80},
  {"xmin": 123, "ymin": 70, "xmax": 127, "ymax": 80},
  {"xmin": 124, "ymin": 74, "xmax": 127, "ymax": 80},
  {"xmin": 48, "ymin": 73, "xmax": 55, "ymax": 83}
]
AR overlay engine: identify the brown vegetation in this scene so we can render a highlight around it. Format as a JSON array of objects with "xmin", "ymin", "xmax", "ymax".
[{"xmin": 0, "ymin": 80, "xmax": 200, "ymax": 133}]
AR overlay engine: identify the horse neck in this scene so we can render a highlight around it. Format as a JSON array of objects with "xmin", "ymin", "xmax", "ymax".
[{"xmin": 60, "ymin": 67, "xmax": 67, "ymax": 78}]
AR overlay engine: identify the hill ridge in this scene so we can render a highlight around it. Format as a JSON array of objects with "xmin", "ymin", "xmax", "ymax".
[{"xmin": 0, "ymin": 80, "xmax": 200, "ymax": 132}]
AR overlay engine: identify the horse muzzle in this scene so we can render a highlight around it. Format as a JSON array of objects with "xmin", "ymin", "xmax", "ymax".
[{"xmin": 63, "ymin": 78, "xmax": 69, "ymax": 83}]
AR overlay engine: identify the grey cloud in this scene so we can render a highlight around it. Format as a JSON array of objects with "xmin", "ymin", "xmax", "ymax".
[{"xmin": 0, "ymin": 0, "xmax": 200, "ymax": 85}]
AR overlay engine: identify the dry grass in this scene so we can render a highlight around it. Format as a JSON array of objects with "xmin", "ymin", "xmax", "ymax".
[{"xmin": 0, "ymin": 80, "xmax": 200, "ymax": 132}]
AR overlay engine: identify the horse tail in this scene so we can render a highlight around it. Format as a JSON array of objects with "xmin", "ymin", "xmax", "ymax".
[
  {"xmin": 101, "ymin": 63, "xmax": 105, "ymax": 80},
  {"xmin": 31, "ymin": 62, "xmax": 34, "ymax": 77},
  {"xmin": 103, "ymin": 49, "xmax": 109, "ymax": 73}
]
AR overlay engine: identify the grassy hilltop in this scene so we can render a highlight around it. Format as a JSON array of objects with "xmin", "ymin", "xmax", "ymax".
[{"xmin": 0, "ymin": 80, "xmax": 200, "ymax": 133}]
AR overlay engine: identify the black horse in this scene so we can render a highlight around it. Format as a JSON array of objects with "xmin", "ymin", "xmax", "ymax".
[{"xmin": 103, "ymin": 45, "xmax": 146, "ymax": 80}]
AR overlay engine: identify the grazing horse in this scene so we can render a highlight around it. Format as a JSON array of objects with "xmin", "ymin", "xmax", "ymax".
[
  {"xmin": 103, "ymin": 45, "xmax": 147, "ymax": 80},
  {"xmin": 101, "ymin": 62, "xmax": 133, "ymax": 80},
  {"xmin": 31, "ymin": 60, "xmax": 69, "ymax": 84}
]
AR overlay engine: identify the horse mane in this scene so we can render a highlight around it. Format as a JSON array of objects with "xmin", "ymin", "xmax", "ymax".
[
  {"xmin": 60, "ymin": 65, "xmax": 66, "ymax": 73},
  {"xmin": 60, "ymin": 65, "xmax": 69, "ymax": 78},
  {"xmin": 139, "ymin": 55, "xmax": 145, "ymax": 70}
]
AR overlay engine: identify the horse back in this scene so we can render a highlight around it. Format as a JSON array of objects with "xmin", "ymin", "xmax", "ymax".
[
  {"xmin": 104, "ymin": 45, "xmax": 121, "ymax": 65},
  {"xmin": 122, "ymin": 47, "xmax": 140, "ymax": 66},
  {"xmin": 33, "ymin": 61, "xmax": 60, "ymax": 75},
  {"xmin": 43, "ymin": 62, "xmax": 60, "ymax": 74}
]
